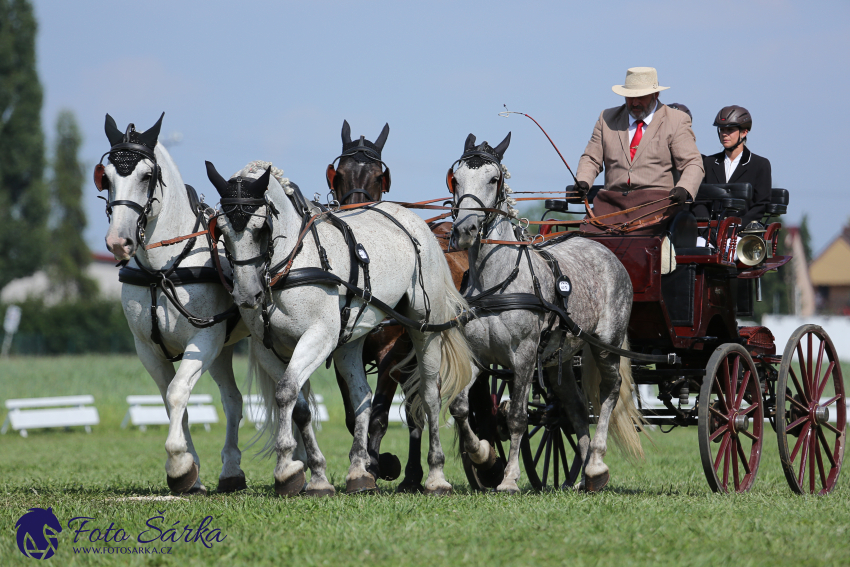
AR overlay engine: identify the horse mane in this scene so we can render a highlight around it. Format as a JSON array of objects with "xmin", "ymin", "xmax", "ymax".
[{"xmin": 232, "ymin": 160, "xmax": 294, "ymax": 196}]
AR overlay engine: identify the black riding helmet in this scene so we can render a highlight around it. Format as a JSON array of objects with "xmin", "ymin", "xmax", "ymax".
[
  {"xmin": 667, "ymin": 102, "xmax": 692, "ymax": 120},
  {"xmin": 713, "ymin": 105, "xmax": 752, "ymax": 150}
]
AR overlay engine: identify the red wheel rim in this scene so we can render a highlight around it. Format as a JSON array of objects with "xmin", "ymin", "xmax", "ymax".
[{"xmin": 778, "ymin": 327, "xmax": 846, "ymax": 495}]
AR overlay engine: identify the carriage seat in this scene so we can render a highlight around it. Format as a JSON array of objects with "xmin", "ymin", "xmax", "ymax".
[
  {"xmin": 766, "ymin": 188, "xmax": 789, "ymax": 216},
  {"xmin": 690, "ymin": 183, "xmax": 753, "ymax": 222}
]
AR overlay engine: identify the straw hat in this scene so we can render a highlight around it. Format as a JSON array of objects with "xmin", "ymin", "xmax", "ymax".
[{"xmin": 612, "ymin": 67, "xmax": 670, "ymax": 98}]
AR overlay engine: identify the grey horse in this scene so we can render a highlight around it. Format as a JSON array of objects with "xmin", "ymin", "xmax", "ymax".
[{"xmin": 448, "ymin": 133, "xmax": 645, "ymax": 493}]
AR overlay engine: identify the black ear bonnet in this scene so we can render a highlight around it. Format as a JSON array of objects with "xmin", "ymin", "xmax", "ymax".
[
  {"xmin": 459, "ymin": 132, "xmax": 511, "ymax": 169},
  {"xmin": 206, "ymin": 161, "xmax": 272, "ymax": 232},
  {"xmin": 338, "ymin": 120, "xmax": 389, "ymax": 164},
  {"xmin": 104, "ymin": 112, "xmax": 164, "ymax": 176}
]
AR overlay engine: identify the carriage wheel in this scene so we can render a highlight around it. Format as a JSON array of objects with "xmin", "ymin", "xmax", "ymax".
[
  {"xmin": 462, "ymin": 371, "xmax": 508, "ymax": 491},
  {"xmin": 776, "ymin": 325, "xmax": 846, "ymax": 495},
  {"xmin": 520, "ymin": 391, "xmax": 583, "ymax": 491},
  {"xmin": 698, "ymin": 343, "xmax": 764, "ymax": 493}
]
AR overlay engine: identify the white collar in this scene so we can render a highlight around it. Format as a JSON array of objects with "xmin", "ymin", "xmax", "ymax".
[{"xmin": 629, "ymin": 101, "xmax": 658, "ymax": 128}]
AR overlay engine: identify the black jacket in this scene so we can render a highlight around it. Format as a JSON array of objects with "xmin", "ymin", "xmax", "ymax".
[{"xmin": 702, "ymin": 146, "xmax": 772, "ymax": 226}]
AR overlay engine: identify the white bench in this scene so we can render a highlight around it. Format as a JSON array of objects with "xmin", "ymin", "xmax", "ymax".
[
  {"xmin": 121, "ymin": 394, "xmax": 219, "ymax": 432},
  {"xmin": 2, "ymin": 395, "xmax": 99, "ymax": 437},
  {"xmin": 243, "ymin": 394, "xmax": 329, "ymax": 430}
]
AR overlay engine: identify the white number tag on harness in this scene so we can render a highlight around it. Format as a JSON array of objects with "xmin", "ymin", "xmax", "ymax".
[
  {"xmin": 356, "ymin": 243, "xmax": 370, "ymax": 264},
  {"xmin": 556, "ymin": 276, "xmax": 572, "ymax": 298}
]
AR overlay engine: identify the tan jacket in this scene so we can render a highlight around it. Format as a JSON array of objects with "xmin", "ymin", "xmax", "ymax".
[{"xmin": 576, "ymin": 103, "xmax": 704, "ymax": 198}]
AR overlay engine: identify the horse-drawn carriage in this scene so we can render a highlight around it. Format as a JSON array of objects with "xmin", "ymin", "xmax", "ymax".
[{"xmin": 474, "ymin": 181, "xmax": 846, "ymax": 495}]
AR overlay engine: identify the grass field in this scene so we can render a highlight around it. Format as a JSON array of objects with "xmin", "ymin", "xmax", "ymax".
[{"xmin": 2, "ymin": 355, "xmax": 849, "ymax": 566}]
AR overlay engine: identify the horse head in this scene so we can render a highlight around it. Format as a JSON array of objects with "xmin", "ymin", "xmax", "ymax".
[
  {"xmin": 325, "ymin": 120, "xmax": 390, "ymax": 205},
  {"xmin": 100, "ymin": 112, "xmax": 170, "ymax": 260},
  {"xmin": 206, "ymin": 161, "xmax": 276, "ymax": 309},
  {"xmin": 449, "ymin": 132, "xmax": 511, "ymax": 250}
]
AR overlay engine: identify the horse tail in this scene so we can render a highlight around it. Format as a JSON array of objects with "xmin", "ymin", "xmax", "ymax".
[
  {"xmin": 436, "ymin": 264, "xmax": 475, "ymax": 421},
  {"xmin": 581, "ymin": 337, "xmax": 647, "ymax": 460},
  {"xmin": 245, "ymin": 342, "xmax": 279, "ymax": 457}
]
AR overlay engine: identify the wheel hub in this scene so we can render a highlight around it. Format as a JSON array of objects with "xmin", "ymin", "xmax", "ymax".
[
  {"xmin": 732, "ymin": 413, "xmax": 749, "ymax": 434},
  {"xmin": 814, "ymin": 405, "xmax": 829, "ymax": 425}
]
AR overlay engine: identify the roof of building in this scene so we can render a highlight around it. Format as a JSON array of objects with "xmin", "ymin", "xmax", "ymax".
[{"xmin": 810, "ymin": 226, "xmax": 850, "ymax": 286}]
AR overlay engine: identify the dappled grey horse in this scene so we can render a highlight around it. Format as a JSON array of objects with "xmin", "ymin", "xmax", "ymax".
[
  {"xmin": 205, "ymin": 161, "xmax": 473, "ymax": 496},
  {"xmin": 448, "ymin": 133, "xmax": 644, "ymax": 493}
]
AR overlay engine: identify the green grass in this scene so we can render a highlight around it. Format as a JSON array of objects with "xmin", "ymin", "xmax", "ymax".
[{"xmin": 1, "ymin": 356, "xmax": 850, "ymax": 566}]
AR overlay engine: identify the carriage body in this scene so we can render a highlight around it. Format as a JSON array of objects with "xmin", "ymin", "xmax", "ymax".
[{"xmin": 536, "ymin": 183, "xmax": 846, "ymax": 494}]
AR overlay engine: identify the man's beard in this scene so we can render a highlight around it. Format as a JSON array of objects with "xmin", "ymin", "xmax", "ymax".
[{"xmin": 630, "ymin": 100, "xmax": 656, "ymax": 121}]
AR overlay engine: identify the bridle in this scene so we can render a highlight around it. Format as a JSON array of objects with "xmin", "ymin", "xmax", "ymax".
[
  {"xmin": 326, "ymin": 136, "xmax": 392, "ymax": 204},
  {"xmin": 446, "ymin": 147, "xmax": 507, "ymax": 237},
  {"xmin": 94, "ymin": 128, "xmax": 164, "ymax": 249}
]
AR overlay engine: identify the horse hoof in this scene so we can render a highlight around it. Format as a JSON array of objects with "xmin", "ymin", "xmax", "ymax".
[
  {"xmin": 475, "ymin": 456, "xmax": 506, "ymax": 489},
  {"xmin": 584, "ymin": 470, "xmax": 610, "ymax": 493},
  {"xmin": 274, "ymin": 469, "xmax": 306, "ymax": 497},
  {"xmin": 305, "ymin": 485, "xmax": 336, "ymax": 497},
  {"xmin": 167, "ymin": 462, "xmax": 199, "ymax": 494},
  {"xmin": 217, "ymin": 473, "xmax": 247, "ymax": 493},
  {"xmin": 346, "ymin": 475, "xmax": 379, "ymax": 494},
  {"xmin": 378, "ymin": 453, "xmax": 402, "ymax": 481},
  {"xmin": 396, "ymin": 480, "xmax": 424, "ymax": 494},
  {"xmin": 424, "ymin": 485, "xmax": 453, "ymax": 496}
]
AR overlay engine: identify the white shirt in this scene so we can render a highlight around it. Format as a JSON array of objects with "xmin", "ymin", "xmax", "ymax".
[
  {"xmin": 628, "ymin": 101, "xmax": 658, "ymax": 144},
  {"xmin": 724, "ymin": 152, "xmax": 742, "ymax": 182}
]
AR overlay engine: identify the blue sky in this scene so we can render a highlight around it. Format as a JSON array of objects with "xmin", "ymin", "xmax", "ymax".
[{"xmin": 33, "ymin": 0, "xmax": 850, "ymax": 256}]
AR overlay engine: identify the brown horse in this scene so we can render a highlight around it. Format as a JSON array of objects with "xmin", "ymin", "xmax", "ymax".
[{"xmin": 326, "ymin": 120, "xmax": 468, "ymax": 491}]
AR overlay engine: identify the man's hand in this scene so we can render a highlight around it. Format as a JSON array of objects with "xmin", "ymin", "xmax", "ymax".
[
  {"xmin": 669, "ymin": 186, "xmax": 689, "ymax": 203},
  {"xmin": 573, "ymin": 181, "xmax": 590, "ymax": 197}
]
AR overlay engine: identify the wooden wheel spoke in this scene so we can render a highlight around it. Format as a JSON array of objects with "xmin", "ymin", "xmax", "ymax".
[
  {"xmin": 790, "ymin": 422, "xmax": 812, "ymax": 462},
  {"xmin": 714, "ymin": 375, "xmax": 730, "ymax": 412},
  {"xmin": 822, "ymin": 421, "xmax": 842, "ymax": 436},
  {"xmin": 714, "ymin": 431, "xmax": 731, "ymax": 471},
  {"xmin": 533, "ymin": 431, "xmax": 549, "ymax": 466},
  {"xmin": 815, "ymin": 434, "xmax": 827, "ymax": 491},
  {"xmin": 807, "ymin": 333, "xmax": 814, "ymax": 397},
  {"xmin": 732, "ymin": 439, "xmax": 741, "ymax": 491},
  {"xmin": 497, "ymin": 379, "xmax": 508, "ymax": 401},
  {"xmin": 734, "ymin": 370, "xmax": 752, "ymax": 409},
  {"xmin": 528, "ymin": 425, "xmax": 542, "ymax": 439},
  {"xmin": 496, "ymin": 439, "xmax": 506, "ymax": 462},
  {"xmin": 553, "ymin": 433, "xmax": 561, "ymax": 489},
  {"xmin": 817, "ymin": 362, "xmax": 837, "ymax": 400},
  {"xmin": 817, "ymin": 426, "xmax": 837, "ymax": 469},
  {"xmin": 814, "ymin": 339, "xmax": 825, "ymax": 396},
  {"xmin": 809, "ymin": 432, "xmax": 817, "ymax": 493},
  {"xmin": 820, "ymin": 394, "xmax": 841, "ymax": 408},
  {"xmin": 563, "ymin": 428, "xmax": 579, "ymax": 452},
  {"xmin": 709, "ymin": 423, "xmax": 730, "ymax": 442},
  {"xmin": 722, "ymin": 437, "xmax": 732, "ymax": 489},
  {"xmin": 787, "ymin": 395, "xmax": 809, "ymax": 413},
  {"xmin": 541, "ymin": 433, "xmax": 553, "ymax": 487},
  {"xmin": 786, "ymin": 414, "xmax": 810, "ymax": 433},
  {"xmin": 797, "ymin": 428, "xmax": 811, "ymax": 486},
  {"xmin": 797, "ymin": 343, "xmax": 811, "ymax": 397},
  {"xmin": 709, "ymin": 406, "xmax": 730, "ymax": 422},
  {"xmin": 726, "ymin": 357, "xmax": 737, "ymax": 409},
  {"xmin": 789, "ymin": 366, "xmax": 810, "ymax": 404},
  {"xmin": 736, "ymin": 438, "xmax": 752, "ymax": 475},
  {"xmin": 740, "ymin": 403, "xmax": 760, "ymax": 417},
  {"xmin": 740, "ymin": 428, "xmax": 759, "ymax": 441}
]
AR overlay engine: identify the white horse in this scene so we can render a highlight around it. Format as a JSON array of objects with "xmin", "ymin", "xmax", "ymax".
[
  {"xmin": 100, "ymin": 114, "xmax": 310, "ymax": 494},
  {"xmin": 205, "ymin": 160, "xmax": 474, "ymax": 495}
]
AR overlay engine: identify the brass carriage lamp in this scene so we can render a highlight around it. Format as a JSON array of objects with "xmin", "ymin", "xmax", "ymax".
[{"xmin": 736, "ymin": 222, "xmax": 768, "ymax": 267}]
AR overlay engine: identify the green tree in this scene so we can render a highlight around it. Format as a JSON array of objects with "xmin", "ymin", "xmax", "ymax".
[
  {"xmin": 0, "ymin": 0, "xmax": 49, "ymax": 290},
  {"xmin": 49, "ymin": 110, "xmax": 96, "ymax": 297}
]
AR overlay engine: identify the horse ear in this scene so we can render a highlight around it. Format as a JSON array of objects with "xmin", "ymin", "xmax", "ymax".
[
  {"xmin": 341, "ymin": 120, "xmax": 352, "ymax": 145},
  {"xmin": 446, "ymin": 167, "xmax": 455, "ymax": 194},
  {"xmin": 247, "ymin": 166, "xmax": 272, "ymax": 196},
  {"xmin": 139, "ymin": 112, "xmax": 165, "ymax": 148},
  {"xmin": 205, "ymin": 161, "xmax": 229, "ymax": 196},
  {"xmin": 464, "ymin": 133, "xmax": 476, "ymax": 152},
  {"xmin": 374, "ymin": 123, "xmax": 389, "ymax": 152},
  {"xmin": 494, "ymin": 132, "xmax": 511, "ymax": 160},
  {"xmin": 105, "ymin": 114, "xmax": 123, "ymax": 146},
  {"xmin": 326, "ymin": 164, "xmax": 337, "ymax": 190}
]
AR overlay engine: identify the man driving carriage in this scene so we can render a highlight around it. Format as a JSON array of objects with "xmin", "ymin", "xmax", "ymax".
[{"xmin": 573, "ymin": 67, "xmax": 704, "ymax": 232}]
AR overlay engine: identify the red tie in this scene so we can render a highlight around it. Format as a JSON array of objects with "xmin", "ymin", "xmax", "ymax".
[{"xmin": 630, "ymin": 120, "xmax": 645, "ymax": 161}]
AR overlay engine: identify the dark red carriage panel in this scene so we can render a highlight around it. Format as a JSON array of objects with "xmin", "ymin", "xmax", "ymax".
[
  {"xmin": 588, "ymin": 236, "xmax": 662, "ymax": 300},
  {"xmin": 738, "ymin": 325, "xmax": 777, "ymax": 356}
]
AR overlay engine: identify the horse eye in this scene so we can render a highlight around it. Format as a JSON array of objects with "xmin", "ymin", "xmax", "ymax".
[
  {"xmin": 141, "ymin": 172, "xmax": 152, "ymax": 181},
  {"xmin": 489, "ymin": 177, "xmax": 499, "ymax": 184}
]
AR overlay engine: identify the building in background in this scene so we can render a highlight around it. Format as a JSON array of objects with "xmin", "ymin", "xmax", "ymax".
[
  {"xmin": 810, "ymin": 224, "xmax": 850, "ymax": 315},
  {"xmin": 0, "ymin": 252, "xmax": 120, "ymax": 304}
]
